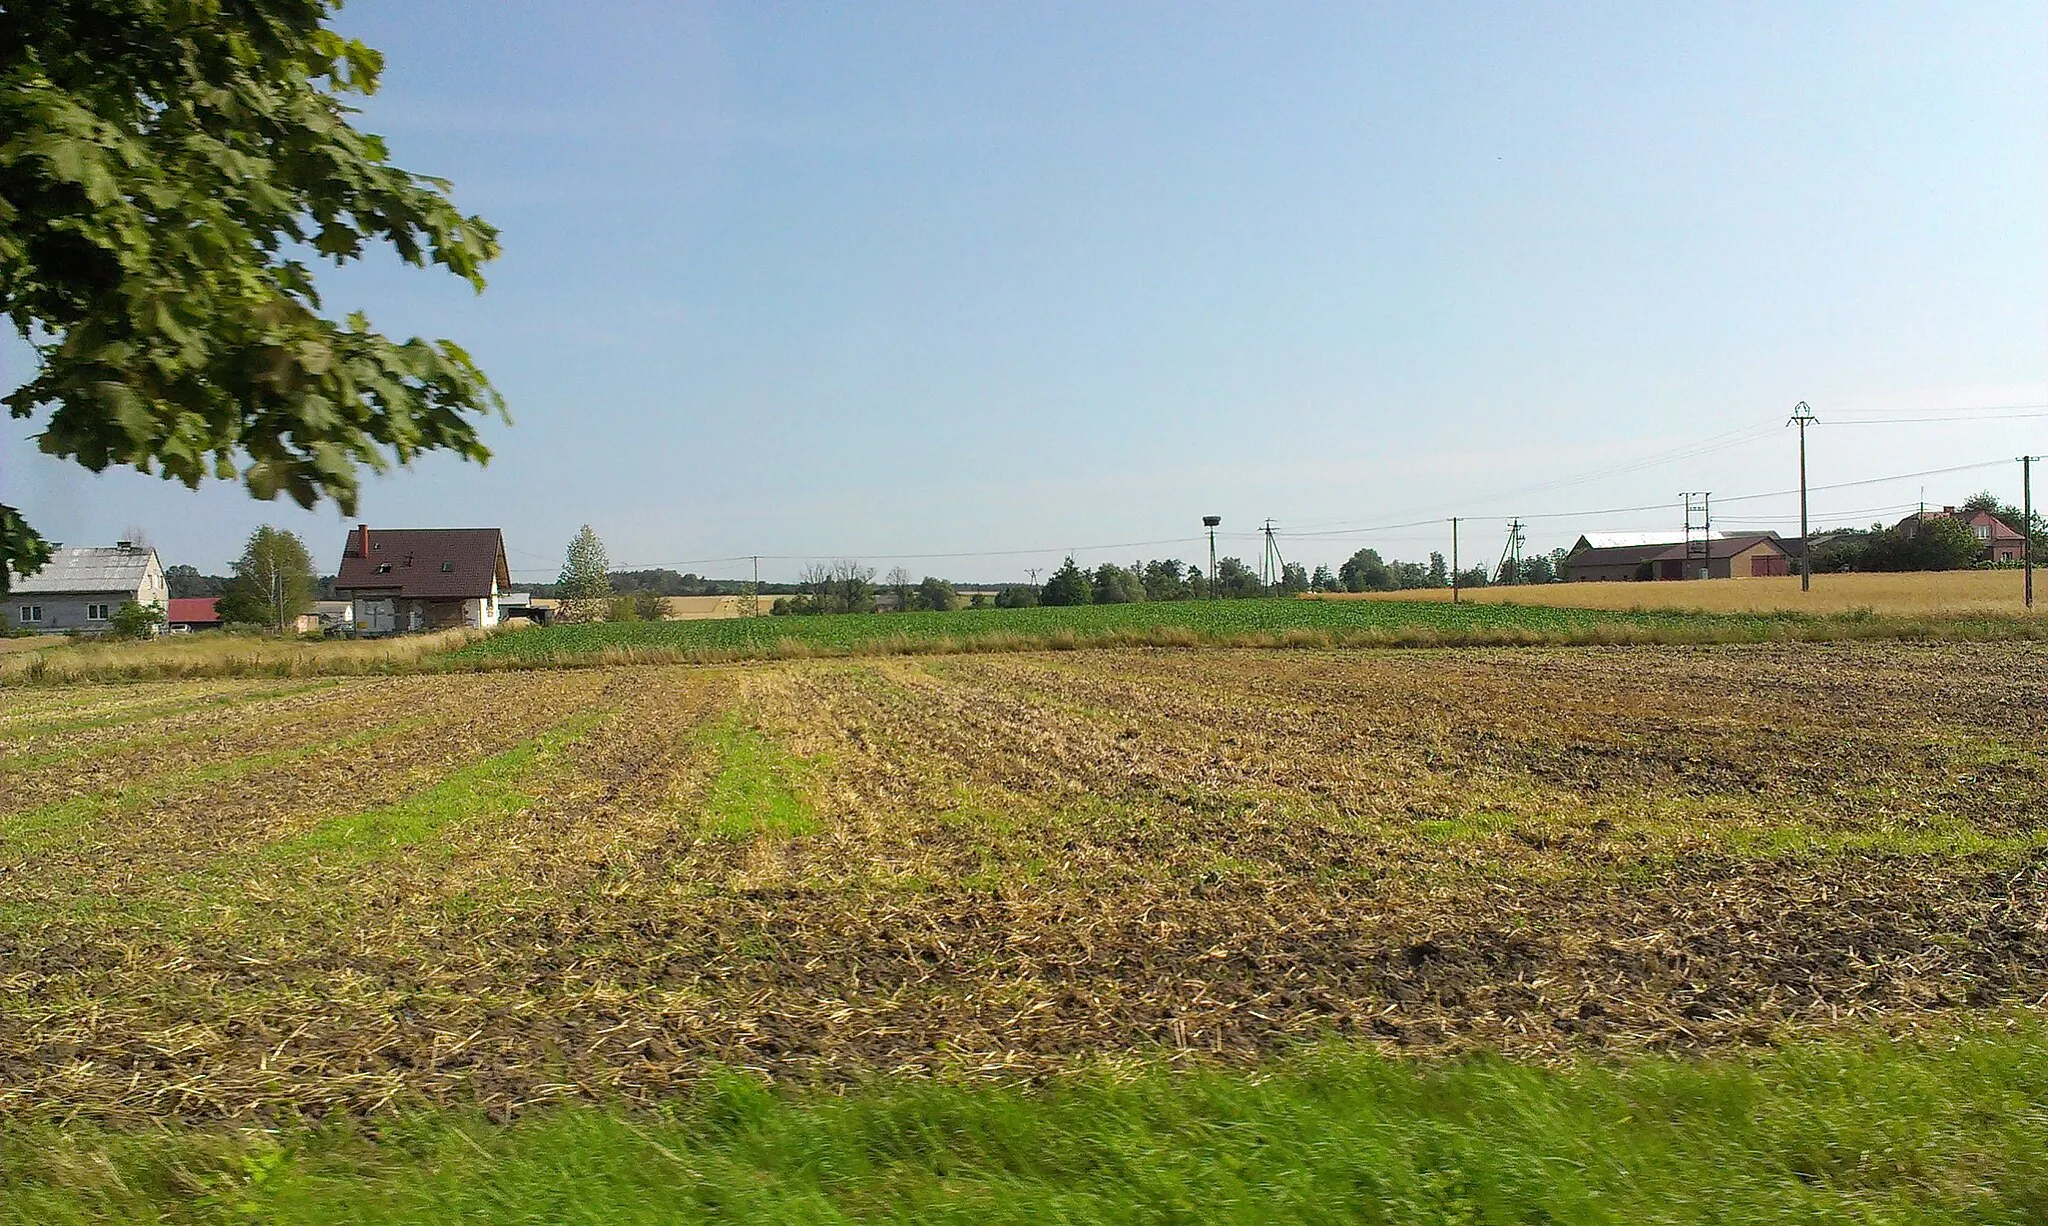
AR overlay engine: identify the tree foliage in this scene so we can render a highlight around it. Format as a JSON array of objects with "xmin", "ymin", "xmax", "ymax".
[
  {"xmin": 1090, "ymin": 562, "xmax": 1145, "ymax": 605},
  {"xmin": 556, "ymin": 526, "xmax": 612, "ymax": 621},
  {"xmin": 107, "ymin": 598, "xmax": 164, "ymax": 639},
  {"xmin": 0, "ymin": 0, "xmax": 503, "ymax": 595},
  {"xmin": 1339, "ymin": 549, "xmax": 1392, "ymax": 593},
  {"xmin": 218, "ymin": 525, "xmax": 314, "ymax": 630},
  {"xmin": 1041, "ymin": 557, "xmax": 1092, "ymax": 606},
  {"xmin": 913, "ymin": 575, "xmax": 958, "ymax": 612},
  {"xmin": 1140, "ymin": 559, "xmax": 1191, "ymax": 602}
]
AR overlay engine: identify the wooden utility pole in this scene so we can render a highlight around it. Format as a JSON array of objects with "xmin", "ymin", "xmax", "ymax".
[
  {"xmin": 1791, "ymin": 402, "xmax": 1816, "ymax": 591},
  {"xmin": 2025, "ymin": 455, "xmax": 2039, "ymax": 609},
  {"xmin": 1203, "ymin": 516, "xmax": 1222, "ymax": 599},
  {"xmin": 1450, "ymin": 517, "xmax": 1460, "ymax": 604}
]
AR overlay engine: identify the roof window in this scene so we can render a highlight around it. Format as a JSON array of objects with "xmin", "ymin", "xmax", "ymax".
[
  {"xmin": 441, "ymin": 561, "xmax": 455, "ymax": 572},
  {"xmin": 376, "ymin": 563, "xmax": 392, "ymax": 574}
]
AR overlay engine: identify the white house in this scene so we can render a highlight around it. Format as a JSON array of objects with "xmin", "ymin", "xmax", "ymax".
[{"xmin": 8, "ymin": 543, "xmax": 168, "ymax": 633}]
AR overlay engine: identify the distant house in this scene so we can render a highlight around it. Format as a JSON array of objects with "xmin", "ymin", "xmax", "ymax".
[
  {"xmin": 496, "ymin": 592, "xmax": 555, "ymax": 626},
  {"xmin": 7, "ymin": 543, "xmax": 168, "ymax": 633},
  {"xmin": 332, "ymin": 524, "xmax": 510, "ymax": 635},
  {"xmin": 311, "ymin": 600, "xmax": 354, "ymax": 632},
  {"xmin": 1896, "ymin": 507, "xmax": 2026, "ymax": 563},
  {"xmin": 166, "ymin": 597, "xmax": 222, "ymax": 632},
  {"xmin": 1566, "ymin": 532, "xmax": 1790, "ymax": 581}
]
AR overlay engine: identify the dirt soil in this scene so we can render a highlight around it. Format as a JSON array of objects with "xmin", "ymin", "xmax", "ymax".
[{"xmin": 1, "ymin": 643, "xmax": 2044, "ymax": 1120}]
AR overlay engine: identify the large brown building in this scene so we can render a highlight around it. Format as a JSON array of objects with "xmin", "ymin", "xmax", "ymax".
[
  {"xmin": 1565, "ymin": 531, "xmax": 1791, "ymax": 582},
  {"xmin": 333, "ymin": 525, "xmax": 511, "ymax": 634}
]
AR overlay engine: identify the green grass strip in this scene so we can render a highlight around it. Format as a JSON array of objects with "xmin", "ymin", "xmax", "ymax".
[
  {"xmin": 0, "ymin": 679, "xmax": 340, "ymax": 745},
  {"xmin": 694, "ymin": 713, "xmax": 819, "ymax": 838},
  {"xmin": 267, "ymin": 710, "xmax": 608, "ymax": 864},
  {"xmin": 5, "ymin": 1026, "xmax": 2047, "ymax": 1224},
  {"xmin": 0, "ymin": 716, "xmax": 434, "ymax": 858}
]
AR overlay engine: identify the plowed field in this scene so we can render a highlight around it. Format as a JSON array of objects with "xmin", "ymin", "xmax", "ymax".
[{"xmin": 3, "ymin": 643, "xmax": 2045, "ymax": 1120}]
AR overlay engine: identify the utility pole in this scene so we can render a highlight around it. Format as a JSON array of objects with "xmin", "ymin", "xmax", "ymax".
[
  {"xmin": 747, "ymin": 555, "xmax": 761, "ymax": 618},
  {"xmin": 2025, "ymin": 455, "xmax": 2040, "ymax": 609},
  {"xmin": 1450, "ymin": 517, "xmax": 1460, "ymax": 604},
  {"xmin": 1790, "ymin": 402, "xmax": 1816, "ymax": 592},
  {"xmin": 1203, "ymin": 516, "xmax": 1222, "ymax": 599},
  {"xmin": 1260, "ymin": 518, "xmax": 1287, "ymax": 595},
  {"xmin": 1681, "ymin": 492, "xmax": 1712, "ymax": 580},
  {"xmin": 1497, "ymin": 519, "xmax": 1525, "ymax": 586}
]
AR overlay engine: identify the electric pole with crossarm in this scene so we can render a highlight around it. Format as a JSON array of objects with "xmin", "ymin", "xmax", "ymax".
[{"xmin": 1790, "ymin": 402, "xmax": 1816, "ymax": 591}]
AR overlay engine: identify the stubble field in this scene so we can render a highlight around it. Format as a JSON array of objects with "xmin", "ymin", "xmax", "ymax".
[{"xmin": 3, "ymin": 641, "xmax": 2045, "ymax": 1126}]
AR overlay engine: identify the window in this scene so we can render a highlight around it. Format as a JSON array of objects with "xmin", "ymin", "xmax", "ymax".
[
  {"xmin": 1974, "ymin": 524, "xmax": 1991, "ymax": 540},
  {"xmin": 441, "ymin": 561, "xmax": 455, "ymax": 572},
  {"xmin": 86, "ymin": 603, "xmax": 110, "ymax": 621},
  {"xmin": 17, "ymin": 606, "xmax": 41, "ymax": 624}
]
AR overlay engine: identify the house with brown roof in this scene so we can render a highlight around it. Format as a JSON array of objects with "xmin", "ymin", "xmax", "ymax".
[
  {"xmin": 1565, "ymin": 532, "xmax": 1791, "ymax": 581},
  {"xmin": 1895, "ymin": 507, "xmax": 2026, "ymax": 563},
  {"xmin": 332, "ymin": 525, "xmax": 510, "ymax": 635}
]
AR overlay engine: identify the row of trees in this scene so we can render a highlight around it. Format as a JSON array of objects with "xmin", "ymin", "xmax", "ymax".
[
  {"xmin": 995, "ymin": 548, "xmax": 1514, "ymax": 609},
  {"xmin": 769, "ymin": 563, "xmax": 968, "ymax": 615}
]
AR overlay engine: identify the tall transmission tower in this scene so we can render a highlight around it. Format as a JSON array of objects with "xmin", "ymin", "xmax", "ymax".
[{"xmin": 1682, "ymin": 492, "xmax": 1713, "ymax": 580}]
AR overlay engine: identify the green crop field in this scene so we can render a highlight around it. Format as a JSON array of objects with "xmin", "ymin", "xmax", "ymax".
[{"xmin": 452, "ymin": 597, "xmax": 2036, "ymax": 665}]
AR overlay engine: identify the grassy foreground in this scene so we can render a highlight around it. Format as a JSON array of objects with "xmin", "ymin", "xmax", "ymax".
[{"xmin": 7, "ymin": 1028, "xmax": 2046, "ymax": 1224}]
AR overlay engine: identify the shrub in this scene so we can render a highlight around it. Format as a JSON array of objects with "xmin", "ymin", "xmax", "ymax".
[{"xmin": 107, "ymin": 600, "xmax": 165, "ymax": 639}]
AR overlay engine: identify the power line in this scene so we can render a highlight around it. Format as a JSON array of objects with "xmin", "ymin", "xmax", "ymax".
[
  {"xmin": 1828, "ymin": 411, "xmax": 2048, "ymax": 425},
  {"xmin": 502, "ymin": 449, "xmax": 2036, "ymax": 581}
]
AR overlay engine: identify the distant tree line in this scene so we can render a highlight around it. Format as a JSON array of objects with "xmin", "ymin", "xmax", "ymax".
[
  {"xmin": 530, "ymin": 568, "xmax": 805, "ymax": 599},
  {"xmin": 769, "ymin": 562, "xmax": 973, "ymax": 615}
]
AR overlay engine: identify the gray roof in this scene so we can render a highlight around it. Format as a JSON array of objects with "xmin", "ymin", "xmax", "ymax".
[
  {"xmin": 1574, "ymin": 530, "xmax": 1736, "ymax": 551},
  {"xmin": 10, "ymin": 546, "xmax": 158, "ymax": 595}
]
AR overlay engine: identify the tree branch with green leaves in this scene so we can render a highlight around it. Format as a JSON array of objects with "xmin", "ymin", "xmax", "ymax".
[{"xmin": 0, "ymin": 0, "xmax": 505, "ymax": 595}]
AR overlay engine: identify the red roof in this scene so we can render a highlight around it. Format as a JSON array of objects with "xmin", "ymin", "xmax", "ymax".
[
  {"xmin": 333, "ymin": 527, "xmax": 510, "ymax": 600},
  {"xmin": 1966, "ymin": 510, "xmax": 2026, "ymax": 543},
  {"xmin": 167, "ymin": 597, "xmax": 219, "ymax": 624}
]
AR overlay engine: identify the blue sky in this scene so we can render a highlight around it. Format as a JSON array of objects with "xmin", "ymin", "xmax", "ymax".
[{"xmin": 5, "ymin": 2, "xmax": 2045, "ymax": 582}]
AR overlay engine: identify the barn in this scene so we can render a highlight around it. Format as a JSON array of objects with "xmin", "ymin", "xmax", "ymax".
[{"xmin": 1566, "ymin": 531, "xmax": 1791, "ymax": 581}]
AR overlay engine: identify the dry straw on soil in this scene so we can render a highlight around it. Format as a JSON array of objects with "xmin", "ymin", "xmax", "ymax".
[
  {"xmin": 0, "ymin": 627, "xmax": 484, "ymax": 684},
  {"xmin": 3, "ymin": 642, "xmax": 2044, "ymax": 1121},
  {"xmin": 1324, "ymin": 568, "xmax": 2048, "ymax": 616}
]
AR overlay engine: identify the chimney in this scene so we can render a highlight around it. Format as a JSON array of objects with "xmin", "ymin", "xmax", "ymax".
[
  {"xmin": 1943, "ymin": 506, "xmax": 1955, "ymax": 515},
  {"xmin": 357, "ymin": 523, "xmax": 371, "ymax": 558}
]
